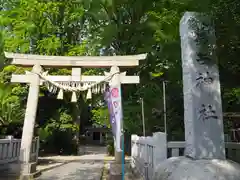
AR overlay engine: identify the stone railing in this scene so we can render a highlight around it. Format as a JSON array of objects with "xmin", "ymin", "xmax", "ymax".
[
  {"xmin": 131, "ymin": 132, "xmax": 167, "ymax": 180},
  {"xmin": 168, "ymin": 141, "xmax": 240, "ymax": 163},
  {"xmin": 0, "ymin": 136, "xmax": 39, "ymax": 165}
]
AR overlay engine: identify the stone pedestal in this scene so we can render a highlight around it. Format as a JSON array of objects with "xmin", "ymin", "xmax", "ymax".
[
  {"xmin": 115, "ymin": 150, "xmax": 124, "ymax": 163},
  {"xmin": 109, "ymin": 163, "xmax": 125, "ymax": 180},
  {"xmin": 153, "ymin": 157, "xmax": 240, "ymax": 180}
]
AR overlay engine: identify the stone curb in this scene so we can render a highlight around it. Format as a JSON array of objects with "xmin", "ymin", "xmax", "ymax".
[{"xmin": 36, "ymin": 160, "xmax": 77, "ymax": 175}]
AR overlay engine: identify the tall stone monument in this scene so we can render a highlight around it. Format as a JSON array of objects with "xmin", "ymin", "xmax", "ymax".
[
  {"xmin": 180, "ymin": 12, "xmax": 225, "ymax": 159},
  {"xmin": 153, "ymin": 12, "xmax": 240, "ymax": 180}
]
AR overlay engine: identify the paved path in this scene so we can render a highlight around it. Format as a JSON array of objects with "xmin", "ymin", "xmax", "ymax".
[
  {"xmin": 36, "ymin": 146, "xmax": 107, "ymax": 180},
  {"xmin": 36, "ymin": 161, "xmax": 104, "ymax": 180}
]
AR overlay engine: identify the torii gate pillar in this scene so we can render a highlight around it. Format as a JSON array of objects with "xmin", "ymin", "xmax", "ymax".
[{"xmin": 19, "ymin": 64, "xmax": 42, "ymax": 179}]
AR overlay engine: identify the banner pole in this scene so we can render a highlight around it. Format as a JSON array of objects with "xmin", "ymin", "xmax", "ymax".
[{"xmin": 122, "ymin": 131, "xmax": 125, "ymax": 180}]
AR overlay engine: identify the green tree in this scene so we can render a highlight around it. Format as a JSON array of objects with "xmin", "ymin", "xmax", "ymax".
[
  {"xmin": 0, "ymin": 0, "xmax": 92, "ymax": 152},
  {"xmin": 0, "ymin": 0, "xmax": 239, "ymax": 148},
  {"xmin": 0, "ymin": 83, "xmax": 24, "ymax": 126}
]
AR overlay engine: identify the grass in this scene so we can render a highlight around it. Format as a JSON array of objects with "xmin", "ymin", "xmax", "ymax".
[{"xmin": 101, "ymin": 160, "xmax": 109, "ymax": 180}]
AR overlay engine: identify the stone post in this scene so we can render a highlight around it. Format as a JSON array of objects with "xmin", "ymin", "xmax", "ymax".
[
  {"xmin": 152, "ymin": 132, "xmax": 167, "ymax": 168},
  {"xmin": 7, "ymin": 136, "xmax": 14, "ymax": 159},
  {"xmin": 19, "ymin": 64, "xmax": 42, "ymax": 178},
  {"xmin": 180, "ymin": 12, "xmax": 225, "ymax": 160}
]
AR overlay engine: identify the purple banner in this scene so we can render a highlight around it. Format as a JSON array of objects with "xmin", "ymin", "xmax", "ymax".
[
  {"xmin": 104, "ymin": 84, "xmax": 123, "ymax": 151},
  {"xmin": 104, "ymin": 85, "xmax": 117, "ymax": 137}
]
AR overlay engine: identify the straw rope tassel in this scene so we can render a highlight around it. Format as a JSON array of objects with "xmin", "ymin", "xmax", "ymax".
[
  {"xmin": 71, "ymin": 92, "xmax": 77, "ymax": 102},
  {"xmin": 34, "ymin": 71, "xmax": 119, "ymax": 92},
  {"xmin": 57, "ymin": 89, "xmax": 64, "ymax": 100},
  {"xmin": 86, "ymin": 88, "xmax": 92, "ymax": 100}
]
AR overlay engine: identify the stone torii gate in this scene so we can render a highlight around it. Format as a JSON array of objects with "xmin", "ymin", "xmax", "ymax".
[{"xmin": 5, "ymin": 52, "xmax": 146, "ymax": 179}]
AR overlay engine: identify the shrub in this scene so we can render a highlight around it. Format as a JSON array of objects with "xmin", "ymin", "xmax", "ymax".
[{"xmin": 106, "ymin": 138, "xmax": 114, "ymax": 156}]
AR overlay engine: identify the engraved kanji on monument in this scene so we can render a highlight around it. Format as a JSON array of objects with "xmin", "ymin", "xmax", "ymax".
[{"xmin": 180, "ymin": 12, "xmax": 225, "ymax": 159}]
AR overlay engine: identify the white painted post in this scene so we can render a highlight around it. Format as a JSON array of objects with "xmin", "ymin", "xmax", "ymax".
[{"xmin": 19, "ymin": 64, "xmax": 42, "ymax": 176}]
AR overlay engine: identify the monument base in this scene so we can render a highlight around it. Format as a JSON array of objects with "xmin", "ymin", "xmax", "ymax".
[
  {"xmin": 153, "ymin": 156, "xmax": 240, "ymax": 180},
  {"xmin": 109, "ymin": 163, "xmax": 124, "ymax": 180},
  {"xmin": 115, "ymin": 150, "xmax": 123, "ymax": 164}
]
